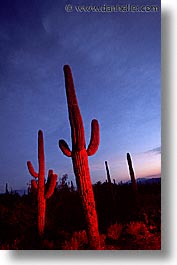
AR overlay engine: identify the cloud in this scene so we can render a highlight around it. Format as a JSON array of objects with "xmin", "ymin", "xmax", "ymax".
[{"xmin": 145, "ymin": 146, "xmax": 161, "ymax": 155}]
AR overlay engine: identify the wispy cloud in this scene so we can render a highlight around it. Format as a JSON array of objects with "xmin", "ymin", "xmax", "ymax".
[{"xmin": 145, "ymin": 146, "xmax": 161, "ymax": 155}]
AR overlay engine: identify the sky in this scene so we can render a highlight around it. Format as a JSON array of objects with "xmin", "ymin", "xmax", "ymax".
[{"xmin": 0, "ymin": 0, "xmax": 161, "ymax": 192}]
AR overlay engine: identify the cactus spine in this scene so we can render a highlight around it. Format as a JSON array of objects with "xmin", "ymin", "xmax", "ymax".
[
  {"xmin": 59, "ymin": 65, "xmax": 100, "ymax": 249},
  {"xmin": 27, "ymin": 130, "xmax": 57, "ymax": 237},
  {"xmin": 126, "ymin": 153, "xmax": 137, "ymax": 192},
  {"xmin": 105, "ymin": 161, "xmax": 111, "ymax": 183}
]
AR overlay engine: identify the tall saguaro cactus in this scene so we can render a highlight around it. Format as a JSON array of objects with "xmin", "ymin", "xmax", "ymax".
[
  {"xmin": 27, "ymin": 130, "xmax": 57, "ymax": 237},
  {"xmin": 105, "ymin": 161, "xmax": 112, "ymax": 184},
  {"xmin": 59, "ymin": 65, "xmax": 101, "ymax": 249},
  {"xmin": 126, "ymin": 153, "xmax": 137, "ymax": 193}
]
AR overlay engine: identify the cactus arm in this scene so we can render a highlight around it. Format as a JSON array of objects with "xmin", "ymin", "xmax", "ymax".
[
  {"xmin": 27, "ymin": 161, "xmax": 38, "ymax": 178},
  {"xmin": 45, "ymin": 169, "xmax": 53, "ymax": 186},
  {"xmin": 31, "ymin": 179, "xmax": 38, "ymax": 190},
  {"xmin": 63, "ymin": 65, "xmax": 85, "ymax": 150},
  {"xmin": 45, "ymin": 170, "xmax": 57, "ymax": 199},
  {"xmin": 87, "ymin": 119, "xmax": 100, "ymax": 156},
  {"xmin": 59, "ymin": 139, "xmax": 72, "ymax": 157}
]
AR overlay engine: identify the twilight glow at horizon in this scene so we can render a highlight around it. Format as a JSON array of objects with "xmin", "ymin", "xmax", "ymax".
[{"xmin": 0, "ymin": 0, "xmax": 160, "ymax": 192}]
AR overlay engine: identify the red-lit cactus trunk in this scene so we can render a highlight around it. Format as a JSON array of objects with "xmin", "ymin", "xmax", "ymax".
[
  {"xmin": 59, "ymin": 65, "xmax": 100, "ymax": 249},
  {"xmin": 37, "ymin": 130, "xmax": 46, "ymax": 237},
  {"xmin": 72, "ymin": 150, "xmax": 100, "ymax": 249},
  {"xmin": 27, "ymin": 130, "xmax": 57, "ymax": 237}
]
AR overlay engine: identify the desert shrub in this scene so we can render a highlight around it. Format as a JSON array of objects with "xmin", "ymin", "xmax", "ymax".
[
  {"xmin": 107, "ymin": 223, "xmax": 122, "ymax": 241},
  {"xmin": 126, "ymin": 221, "xmax": 150, "ymax": 239},
  {"xmin": 100, "ymin": 234, "xmax": 106, "ymax": 247},
  {"xmin": 0, "ymin": 238, "xmax": 21, "ymax": 250},
  {"xmin": 62, "ymin": 230, "xmax": 88, "ymax": 250}
]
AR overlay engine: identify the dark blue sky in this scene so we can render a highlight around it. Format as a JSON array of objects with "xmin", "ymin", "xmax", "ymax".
[{"xmin": 0, "ymin": 0, "xmax": 161, "ymax": 192}]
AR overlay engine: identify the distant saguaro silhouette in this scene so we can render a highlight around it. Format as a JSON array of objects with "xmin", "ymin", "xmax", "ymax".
[
  {"xmin": 126, "ymin": 152, "xmax": 137, "ymax": 193},
  {"xmin": 105, "ymin": 161, "xmax": 112, "ymax": 183}
]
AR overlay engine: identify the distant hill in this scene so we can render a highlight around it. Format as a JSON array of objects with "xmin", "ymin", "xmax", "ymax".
[
  {"xmin": 14, "ymin": 189, "xmax": 27, "ymax": 196},
  {"xmin": 125, "ymin": 177, "xmax": 161, "ymax": 185},
  {"xmin": 137, "ymin": 177, "xmax": 161, "ymax": 184}
]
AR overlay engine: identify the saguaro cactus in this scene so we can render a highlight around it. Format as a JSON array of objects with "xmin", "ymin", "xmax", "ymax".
[
  {"xmin": 5, "ymin": 183, "xmax": 9, "ymax": 194},
  {"xmin": 105, "ymin": 161, "xmax": 112, "ymax": 184},
  {"xmin": 27, "ymin": 130, "xmax": 57, "ymax": 237},
  {"xmin": 59, "ymin": 65, "xmax": 101, "ymax": 249},
  {"xmin": 126, "ymin": 153, "xmax": 137, "ymax": 193},
  {"xmin": 104, "ymin": 161, "xmax": 117, "ymax": 224}
]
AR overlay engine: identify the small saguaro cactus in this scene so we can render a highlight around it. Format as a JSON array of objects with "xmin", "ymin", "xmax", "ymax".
[
  {"xmin": 5, "ymin": 183, "xmax": 9, "ymax": 194},
  {"xmin": 70, "ymin": 180, "xmax": 75, "ymax": 192},
  {"xmin": 27, "ymin": 130, "xmax": 57, "ymax": 237},
  {"xmin": 59, "ymin": 65, "xmax": 101, "ymax": 249},
  {"xmin": 104, "ymin": 161, "xmax": 117, "ymax": 224},
  {"xmin": 126, "ymin": 153, "xmax": 137, "ymax": 193},
  {"xmin": 105, "ymin": 161, "xmax": 112, "ymax": 184}
]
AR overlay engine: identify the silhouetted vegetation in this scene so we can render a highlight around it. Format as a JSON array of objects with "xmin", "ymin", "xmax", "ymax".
[{"xmin": 0, "ymin": 178, "xmax": 161, "ymax": 250}]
